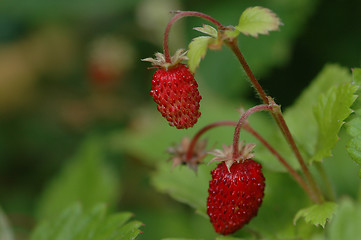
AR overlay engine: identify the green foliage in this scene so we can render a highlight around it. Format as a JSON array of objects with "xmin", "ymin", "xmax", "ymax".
[
  {"xmin": 188, "ymin": 0, "xmax": 320, "ymax": 98},
  {"xmin": 257, "ymin": 64, "xmax": 354, "ymax": 170},
  {"xmin": 193, "ymin": 25, "xmax": 218, "ymax": 38},
  {"xmin": 326, "ymin": 196, "xmax": 361, "ymax": 240},
  {"xmin": 151, "ymin": 162, "xmax": 213, "ymax": 217},
  {"xmin": 235, "ymin": 7, "xmax": 282, "ymax": 38},
  {"xmin": 187, "ymin": 36, "xmax": 214, "ymax": 73},
  {"xmin": 0, "ymin": 207, "xmax": 14, "ymax": 240},
  {"xmin": 293, "ymin": 202, "xmax": 338, "ymax": 228},
  {"xmin": 36, "ymin": 137, "xmax": 120, "ymax": 220},
  {"xmin": 30, "ymin": 203, "xmax": 142, "ymax": 240},
  {"xmin": 311, "ymin": 82, "xmax": 358, "ymax": 162},
  {"xmin": 346, "ymin": 136, "xmax": 361, "ymax": 177},
  {"xmin": 346, "ymin": 68, "xmax": 361, "ymax": 177}
]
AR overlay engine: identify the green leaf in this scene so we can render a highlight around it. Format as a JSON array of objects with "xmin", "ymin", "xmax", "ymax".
[
  {"xmin": 0, "ymin": 207, "xmax": 14, "ymax": 240},
  {"xmin": 293, "ymin": 202, "xmax": 338, "ymax": 228},
  {"xmin": 311, "ymin": 82, "xmax": 358, "ymax": 162},
  {"xmin": 30, "ymin": 203, "xmax": 142, "ymax": 240},
  {"xmin": 256, "ymin": 64, "xmax": 353, "ymax": 170},
  {"xmin": 346, "ymin": 135, "xmax": 361, "ymax": 177},
  {"xmin": 327, "ymin": 197, "xmax": 361, "ymax": 240},
  {"xmin": 187, "ymin": 36, "xmax": 214, "ymax": 73},
  {"xmin": 36, "ymin": 137, "xmax": 120, "ymax": 219},
  {"xmin": 151, "ymin": 161, "xmax": 213, "ymax": 217},
  {"xmin": 193, "ymin": 24, "xmax": 218, "ymax": 38},
  {"xmin": 235, "ymin": 7, "xmax": 282, "ymax": 38},
  {"xmin": 345, "ymin": 68, "xmax": 361, "ymax": 177},
  {"xmin": 346, "ymin": 117, "xmax": 361, "ymax": 137}
]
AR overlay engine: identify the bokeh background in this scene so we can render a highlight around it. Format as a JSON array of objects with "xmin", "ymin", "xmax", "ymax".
[{"xmin": 0, "ymin": 0, "xmax": 361, "ymax": 239}]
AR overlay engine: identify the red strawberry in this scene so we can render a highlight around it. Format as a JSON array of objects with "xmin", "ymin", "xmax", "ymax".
[
  {"xmin": 207, "ymin": 144, "xmax": 265, "ymax": 235},
  {"xmin": 142, "ymin": 50, "xmax": 201, "ymax": 129},
  {"xmin": 150, "ymin": 64, "xmax": 201, "ymax": 129}
]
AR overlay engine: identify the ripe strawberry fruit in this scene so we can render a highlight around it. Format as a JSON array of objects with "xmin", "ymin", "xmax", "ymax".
[
  {"xmin": 143, "ymin": 50, "xmax": 202, "ymax": 129},
  {"xmin": 207, "ymin": 159, "xmax": 265, "ymax": 235},
  {"xmin": 150, "ymin": 63, "xmax": 201, "ymax": 129}
]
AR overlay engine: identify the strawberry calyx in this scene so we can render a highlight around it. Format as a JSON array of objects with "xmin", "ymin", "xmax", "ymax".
[
  {"xmin": 209, "ymin": 141, "xmax": 256, "ymax": 171},
  {"xmin": 142, "ymin": 49, "xmax": 188, "ymax": 70},
  {"xmin": 167, "ymin": 137, "xmax": 208, "ymax": 172}
]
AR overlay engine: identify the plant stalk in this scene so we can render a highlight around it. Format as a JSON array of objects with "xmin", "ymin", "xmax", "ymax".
[
  {"xmin": 225, "ymin": 38, "xmax": 323, "ymax": 203},
  {"xmin": 232, "ymin": 105, "xmax": 273, "ymax": 159},
  {"xmin": 163, "ymin": 11, "xmax": 223, "ymax": 63},
  {"xmin": 243, "ymin": 124, "xmax": 317, "ymax": 203},
  {"xmin": 185, "ymin": 119, "xmax": 315, "ymax": 202}
]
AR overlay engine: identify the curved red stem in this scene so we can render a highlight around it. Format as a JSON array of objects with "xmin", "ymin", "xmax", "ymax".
[
  {"xmin": 232, "ymin": 105, "xmax": 273, "ymax": 159},
  {"xmin": 163, "ymin": 11, "xmax": 223, "ymax": 63}
]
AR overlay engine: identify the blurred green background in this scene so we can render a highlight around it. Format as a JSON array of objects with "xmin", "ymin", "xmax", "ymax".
[{"xmin": 0, "ymin": 0, "xmax": 360, "ymax": 239}]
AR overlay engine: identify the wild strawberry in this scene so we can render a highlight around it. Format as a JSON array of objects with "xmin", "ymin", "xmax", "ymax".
[
  {"xmin": 142, "ymin": 50, "xmax": 201, "ymax": 129},
  {"xmin": 207, "ymin": 143, "xmax": 265, "ymax": 235}
]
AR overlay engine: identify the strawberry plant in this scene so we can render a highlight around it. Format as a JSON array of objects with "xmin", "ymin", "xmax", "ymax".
[
  {"xmin": 1, "ymin": 1, "xmax": 360, "ymax": 240},
  {"xmin": 141, "ymin": 5, "xmax": 361, "ymax": 239}
]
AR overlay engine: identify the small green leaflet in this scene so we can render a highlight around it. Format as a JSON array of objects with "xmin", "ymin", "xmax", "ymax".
[
  {"xmin": 235, "ymin": 6, "xmax": 282, "ymax": 38},
  {"xmin": 187, "ymin": 36, "xmax": 214, "ymax": 73},
  {"xmin": 293, "ymin": 202, "xmax": 338, "ymax": 228},
  {"xmin": 311, "ymin": 82, "xmax": 358, "ymax": 162},
  {"xmin": 346, "ymin": 68, "xmax": 361, "ymax": 177},
  {"xmin": 30, "ymin": 203, "xmax": 142, "ymax": 240},
  {"xmin": 193, "ymin": 24, "xmax": 218, "ymax": 38}
]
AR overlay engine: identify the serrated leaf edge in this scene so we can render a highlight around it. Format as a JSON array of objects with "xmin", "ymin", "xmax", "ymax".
[{"xmin": 236, "ymin": 6, "xmax": 283, "ymax": 38}]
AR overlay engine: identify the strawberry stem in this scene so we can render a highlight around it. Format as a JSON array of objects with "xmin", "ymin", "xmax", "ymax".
[
  {"xmin": 225, "ymin": 39, "xmax": 269, "ymax": 104},
  {"xmin": 163, "ymin": 11, "xmax": 223, "ymax": 63},
  {"xmin": 225, "ymin": 39, "xmax": 324, "ymax": 203},
  {"xmin": 232, "ymin": 104, "xmax": 273, "ymax": 159},
  {"xmin": 243, "ymin": 124, "xmax": 317, "ymax": 203},
  {"xmin": 185, "ymin": 118, "xmax": 315, "ymax": 201}
]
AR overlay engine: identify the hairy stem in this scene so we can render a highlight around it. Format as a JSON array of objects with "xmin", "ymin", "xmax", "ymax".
[
  {"xmin": 185, "ymin": 118, "xmax": 315, "ymax": 201},
  {"xmin": 226, "ymin": 39, "xmax": 323, "ymax": 203},
  {"xmin": 225, "ymin": 39, "xmax": 269, "ymax": 104},
  {"xmin": 273, "ymin": 110, "xmax": 324, "ymax": 203},
  {"xmin": 232, "ymin": 105, "xmax": 273, "ymax": 159},
  {"xmin": 244, "ymin": 124, "xmax": 317, "ymax": 202},
  {"xmin": 164, "ymin": 11, "xmax": 223, "ymax": 63}
]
